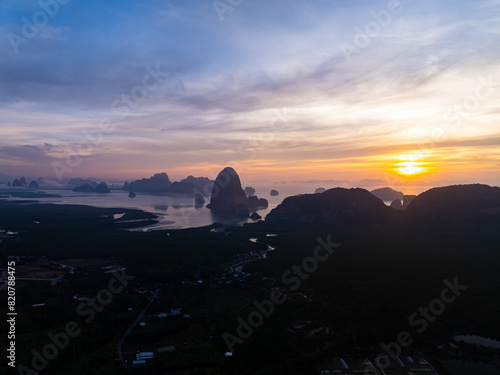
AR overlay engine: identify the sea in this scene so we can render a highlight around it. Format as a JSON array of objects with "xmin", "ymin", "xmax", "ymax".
[{"xmin": 1, "ymin": 183, "xmax": 431, "ymax": 231}]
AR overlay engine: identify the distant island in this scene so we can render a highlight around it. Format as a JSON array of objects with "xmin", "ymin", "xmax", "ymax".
[
  {"xmin": 244, "ymin": 186, "xmax": 256, "ymax": 197},
  {"xmin": 73, "ymin": 182, "xmax": 111, "ymax": 193},
  {"xmin": 123, "ymin": 173, "xmax": 214, "ymax": 197},
  {"xmin": 9, "ymin": 176, "xmax": 40, "ymax": 189}
]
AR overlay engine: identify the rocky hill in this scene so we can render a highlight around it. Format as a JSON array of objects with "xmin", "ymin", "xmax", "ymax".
[
  {"xmin": 370, "ymin": 187, "xmax": 404, "ymax": 202},
  {"xmin": 266, "ymin": 187, "xmax": 393, "ymax": 224},
  {"xmin": 124, "ymin": 172, "xmax": 171, "ymax": 193},
  {"xmin": 404, "ymin": 184, "xmax": 500, "ymax": 221},
  {"xmin": 207, "ymin": 167, "xmax": 268, "ymax": 217}
]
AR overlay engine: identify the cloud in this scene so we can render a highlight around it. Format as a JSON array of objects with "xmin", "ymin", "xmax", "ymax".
[{"xmin": 1, "ymin": 0, "xmax": 500, "ymax": 184}]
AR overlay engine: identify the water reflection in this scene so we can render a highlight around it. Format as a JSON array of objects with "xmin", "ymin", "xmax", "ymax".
[{"xmin": 153, "ymin": 204, "xmax": 169, "ymax": 212}]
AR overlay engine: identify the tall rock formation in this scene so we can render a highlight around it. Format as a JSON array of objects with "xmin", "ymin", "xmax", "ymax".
[
  {"xmin": 207, "ymin": 167, "xmax": 268, "ymax": 217},
  {"xmin": 207, "ymin": 167, "xmax": 250, "ymax": 216},
  {"xmin": 12, "ymin": 177, "xmax": 27, "ymax": 187}
]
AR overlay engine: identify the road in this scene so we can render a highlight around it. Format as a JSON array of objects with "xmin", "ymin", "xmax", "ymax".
[{"xmin": 117, "ymin": 290, "xmax": 158, "ymax": 367}]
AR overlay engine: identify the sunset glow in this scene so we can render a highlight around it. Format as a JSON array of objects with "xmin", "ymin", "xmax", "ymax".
[
  {"xmin": 0, "ymin": 1, "xmax": 499, "ymax": 188},
  {"xmin": 392, "ymin": 154, "xmax": 432, "ymax": 178}
]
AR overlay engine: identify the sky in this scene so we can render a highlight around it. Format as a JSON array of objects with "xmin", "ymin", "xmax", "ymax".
[{"xmin": 1, "ymin": 0, "xmax": 500, "ymax": 188}]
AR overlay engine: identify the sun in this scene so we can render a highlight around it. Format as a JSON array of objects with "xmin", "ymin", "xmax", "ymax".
[{"xmin": 391, "ymin": 154, "xmax": 431, "ymax": 178}]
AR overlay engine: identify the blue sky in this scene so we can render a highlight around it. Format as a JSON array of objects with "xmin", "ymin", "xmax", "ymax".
[{"xmin": 1, "ymin": 0, "xmax": 500, "ymax": 187}]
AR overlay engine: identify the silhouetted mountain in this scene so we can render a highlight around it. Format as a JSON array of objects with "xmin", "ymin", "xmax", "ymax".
[
  {"xmin": 28, "ymin": 181, "xmax": 39, "ymax": 189},
  {"xmin": 68, "ymin": 178, "xmax": 85, "ymax": 186},
  {"xmin": 370, "ymin": 187, "xmax": 404, "ymax": 202},
  {"xmin": 12, "ymin": 177, "xmax": 27, "ymax": 187},
  {"xmin": 315, "ymin": 187, "xmax": 326, "ymax": 194},
  {"xmin": 390, "ymin": 199, "xmax": 402, "ymax": 209},
  {"xmin": 67, "ymin": 178, "xmax": 98, "ymax": 188},
  {"xmin": 405, "ymin": 184, "xmax": 500, "ymax": 221},
  {"xmin": 207, "ymin": 167, "xmax": 250, "ymax": 217},
  {"xmin": 94, "ymin": 182, "xmax": 111, "ymax": 193},
  {"xmin": 270, "ymin": 189, "xmax": 279, "ymax": 196},
  {"xmin": 128, "ymin": 191, "xmax": 136, "ymax": 198},
  {"xmin": 244, "ymin": 186, "xmax": 256, "ymax": 197},
  {"xmin": 125, "ymin": 173, "xmax": 171, "ymax": 193},
  {"xmin": 247, "ymin": 195, "xmax": 268, "ymax": 210},
  {"xmin": 266, "ymin": 188, "xmax": 393, "ymax": 224},
  {"xmin": 403, "ymin": 195, "xmax": 417, "ymax": 209},
  {"xmin": 250, "ymin": 212, "xmax": 262, "ymax": 220},
  {"xmin": 126, "ymin": 174, "xmax": 213, "ymax": 196},
  {"xmin": 207, "ymin": 167, "xmax": 268, "ymax": 217},
  {"xmin": 180, "ymin": 176, "xmax": 214, "ymax": 196}
]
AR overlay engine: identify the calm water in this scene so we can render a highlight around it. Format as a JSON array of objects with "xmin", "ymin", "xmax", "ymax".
[
  {"xmin": 2, "ymin": 184, "xmax": 431, "ymax": 230},
  {"xmin": 4, "ymin": 189, "xmax": 285, "ymax": 230}
]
